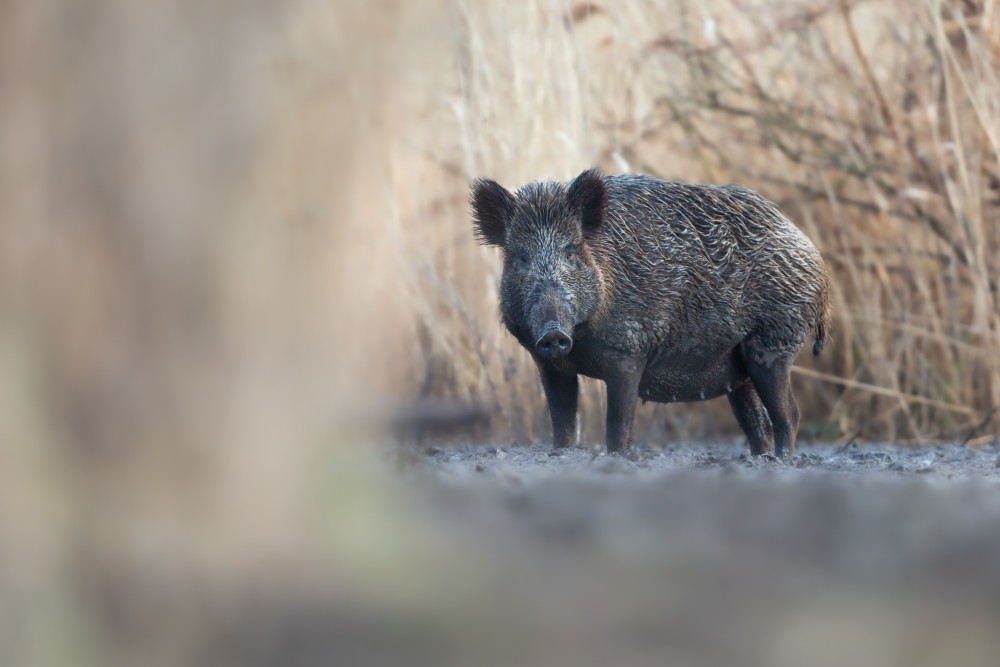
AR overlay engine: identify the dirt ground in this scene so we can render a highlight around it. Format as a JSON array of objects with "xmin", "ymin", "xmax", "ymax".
[
  {"xmin": 369, "ymin": 440, "xmax": 1000, "ymax": 666},
  {"xmin": 420, "ymin": 440, "xmax": 1000, "ymax": 481}
]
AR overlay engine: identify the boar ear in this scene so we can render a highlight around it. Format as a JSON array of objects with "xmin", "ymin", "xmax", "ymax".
[
  {"xmin": 470, "ymin": 178, "xmax": 516, "ymax": 247},
  {"xmin": 567, "ymin": 168, "xmax": 607, "ymax": 240}
]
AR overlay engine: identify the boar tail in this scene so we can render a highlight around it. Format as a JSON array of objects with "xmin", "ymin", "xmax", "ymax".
[
  {"xmin": 812, "ymin": 300, "xmax": 831, "ymax": 356},
  {"xmin": 812, "ymin": 325, "xmax": 825, "ymax": 356}
]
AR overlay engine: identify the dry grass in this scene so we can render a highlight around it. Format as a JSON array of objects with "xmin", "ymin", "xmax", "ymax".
[{"xmin": 382, "ymin": 0, "xmax": 1000, "ymax": 445}]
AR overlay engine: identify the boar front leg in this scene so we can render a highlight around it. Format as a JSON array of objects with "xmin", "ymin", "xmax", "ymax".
[
  {"xmin": 538, "ymin": 365, "xmax": 579, "ymax": 449},
  {"xmin": 604, "ymin": 361, "xmax": 643, "ymax": 453}
]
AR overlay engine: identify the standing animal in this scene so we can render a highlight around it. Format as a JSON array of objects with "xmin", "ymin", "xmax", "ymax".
[{"xmin": 471, "ymin": 168, "xmax": 830, "ymax": 458}]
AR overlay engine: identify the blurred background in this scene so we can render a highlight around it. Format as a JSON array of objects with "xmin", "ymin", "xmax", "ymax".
[{"xmin": 0, "ymin": 0, "xmax": 998, "ymax": 665}]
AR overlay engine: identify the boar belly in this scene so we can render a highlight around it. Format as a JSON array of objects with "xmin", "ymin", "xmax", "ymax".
[{"xmin": 638, "ymin": 348, "xmax": 748, "ymax": 403}]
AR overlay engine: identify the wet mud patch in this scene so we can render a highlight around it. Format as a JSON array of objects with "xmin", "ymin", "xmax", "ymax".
[
  {"xmin": 415, "ymin": 440, "xmax": 1000, "ymax": 482},
  {"xmin": 367, "ymin": 440, "xmax": 1000, "ymax": 665}
]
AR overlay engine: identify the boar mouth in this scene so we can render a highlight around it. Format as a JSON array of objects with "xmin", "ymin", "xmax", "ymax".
[{"xmin": 534, "ymin": 320, "xmax": 573, "ymax": 359}]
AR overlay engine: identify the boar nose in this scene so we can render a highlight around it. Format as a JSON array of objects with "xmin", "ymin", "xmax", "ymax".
[{"xmin": 535, "ymin": 325, "xmax": 573, "ymax": 359}]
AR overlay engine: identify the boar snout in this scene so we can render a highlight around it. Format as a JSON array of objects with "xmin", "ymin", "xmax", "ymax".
[{"xmin": 535, "ymin": 321, "xmax": 573, "ymax": 359}]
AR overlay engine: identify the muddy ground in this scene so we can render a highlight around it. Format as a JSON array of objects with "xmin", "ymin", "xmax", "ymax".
[
  {"xmin": 366, "ymin": 440, "xmax": 1000, "ymax": 666},
  {"xmin": 419, "ymin": 439, "xmax": 1000, "ymax": 481}
]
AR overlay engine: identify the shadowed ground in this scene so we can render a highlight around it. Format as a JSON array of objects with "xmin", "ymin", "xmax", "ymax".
[{"xmin": 320, "ymin": 440, "xmax": 1000, "ymax": 667}]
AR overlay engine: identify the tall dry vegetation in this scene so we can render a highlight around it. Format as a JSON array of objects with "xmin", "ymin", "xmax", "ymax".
[{"xmin": 385, "ymin": 0, "xmax": 1000, "ymax": 445}]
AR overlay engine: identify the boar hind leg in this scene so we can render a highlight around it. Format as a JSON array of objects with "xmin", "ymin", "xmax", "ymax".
[
  {"xmin": 539, "ymin": 366, "xmax": 579, "ymax": 449},
  {"xmin": 726, "ymin": 381, "xmax": 774, "ymax": 455},
  {"xmin": 743, "ymin": 352, "xmax": 800, "ymax": 458}
]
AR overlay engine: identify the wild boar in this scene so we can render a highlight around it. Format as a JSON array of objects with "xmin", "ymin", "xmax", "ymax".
[{"xmin": 471, "ymin": 168, "xmax": 830, "ymax": 457}]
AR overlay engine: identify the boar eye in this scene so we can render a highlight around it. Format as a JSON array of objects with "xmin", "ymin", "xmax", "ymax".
[{"xmin": 564, "ymin": 245, "xmax": 580, "ymax": 264}]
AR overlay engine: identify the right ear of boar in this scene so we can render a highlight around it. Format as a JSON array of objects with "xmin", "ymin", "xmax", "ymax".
[{"xmin": 470, "ymin": 179, "xmax": 516, "ymax": 247}]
